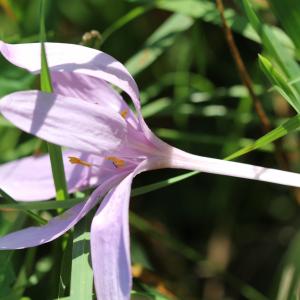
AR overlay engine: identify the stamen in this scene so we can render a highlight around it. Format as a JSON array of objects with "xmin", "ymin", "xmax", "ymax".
[
  {"xmin": 120, "ymin": 109, "xmax": 128, "ymax": 119},
  {"xmin": 106, "ymin": 156, "xmax": 125, "ymax": 168},
  {"xmin": 68, "ymin": 156, "xmax": 92, "ymax": 167}
]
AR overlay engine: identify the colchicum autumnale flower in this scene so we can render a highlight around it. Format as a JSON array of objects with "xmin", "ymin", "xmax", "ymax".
[{"xmin": 0, "ymin": 41, "xmax": 300, "ymax": 299}]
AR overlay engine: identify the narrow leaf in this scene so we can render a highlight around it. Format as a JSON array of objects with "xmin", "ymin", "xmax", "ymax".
[
  {"xmin": 0, "ymin": 189, "xmax": 47, "ymax": 225},
  {"xmin": 39, "ymin": 0, "xmax": 68, "ymax": 201},
  {"xmin": 70, "ymin": 214, "xmax": 93, "ymax": 300},
  {"xmin": 269, "ymin": 0, "xmax": 300, "ymax": 51},
  {"xmin": 126, "ymin": 13, "xmax": 194, "ymax": 76},
  {"xmin": 240, "ymin": 0, "xmax": 300, "ymax": 95},
  {"xmin": 258, "ymin": 54, "xmax": 300, "ymax": 113}
]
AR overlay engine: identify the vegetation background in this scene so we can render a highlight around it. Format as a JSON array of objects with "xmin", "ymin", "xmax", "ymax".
[{"xmin": 1, "ymin": 0, "xmax": 300, "ymax": 299}]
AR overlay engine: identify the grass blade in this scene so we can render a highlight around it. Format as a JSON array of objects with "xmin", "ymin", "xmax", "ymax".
[
  {"xmin": 126, "ymin": 13, "xmax": 194, "ymax": 76},
  {"xmin": 0, "ymin": 189, "xmax": 47, "ymax": 225},
  {"xmin": 157, "ymin": 0, "xmax": 292, "ymax": 49},
  {"xmin": 39, "ymin": 0, "xmax": 68, "ymax": 201},
  {"xmin": 269, "ymin": 0, "xmax": 300, "ymax": 51},
  {"xmin": 101, "ymin": 4, "xmax": 153, "ymax": 45},
  {"xmin": 240, "ymin": 0, "xmax": 300, "ymax": 95},
  {"xmin": 258, "ymin": 54, "xmax": 300, "ymax": 113},
  {"xmin": 70, "ymin": 214, "xmax": 93, "ymax": 300}
]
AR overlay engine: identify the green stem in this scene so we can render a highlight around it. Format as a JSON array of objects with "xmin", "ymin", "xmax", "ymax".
[
  {"xmin": 101, "ymin": 5, "xmax": 152, "ymax": 45},
  {"xmin": 0, "ymin": 189, "xmax": 47, "ymax": 225},
  {"xmin": 40, "ymin": 0, "xmax": 68, "ymax": 201}
]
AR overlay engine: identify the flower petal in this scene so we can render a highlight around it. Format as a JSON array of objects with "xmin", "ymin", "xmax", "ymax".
[
  {"xmin": 0, "ymin": 150, "xmax": 86, "ymax": 201},
  {"xmin": 0, "ymin": 41, "xmax": 141, "ymax": 112},
  {"xmin": 91, "ymin": 174, "xmax": 133, "ymax": 300},
  {"xmin": 0, "ymin": 90, "xmax": 126, "ymax": 155},
  {"xmin": 0, "ymin": 172, "xmax": 128, "ymax": 249},
  {"xmin": 52, "ymin": 72, "xmax": 138, "ymax": 128},
  {"xmin": 0, "ymin": 41, "xmax": 172, "ymax": 154},
  {"xmin": 170, "ymin": 149, "xmax": 300, "ymax": 188},
  {"xmin": 0, "ymin": 150, "xmax": 125, "ymax": 201},
  {"xmin": 90, "ymin": 159, "xmax": 154, "ymax": 300}
]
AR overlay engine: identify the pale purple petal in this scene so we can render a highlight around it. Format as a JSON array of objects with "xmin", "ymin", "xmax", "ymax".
[
  {"xmin": 0, "ymin": 172, "xmax": 129, "ymax": 249},
  {"xmin": 0, "ymin": 150, "xmax": 127, "ymax": 201},
  {"xmin": 0, "ymin": 150, "xmax": 89, "ymax": 201},
  {"xmin": 52, "ymin": 72, "xmax": 138, "ymax": 128},
  {"xmin": 0, "ymin": 41, "xmax": 172, "ymax": 149},
  {"xmin": 169, "ymin": 148, "xmax": 300, "ymax": 188},
  {"xmin": 90, "ymin": 159, "xmax": 155, "ymax": 300},
  {"xmin": 0, "ymin": 90, "xmax": 126, "ymax": 155},
  {"xmin": 0, "ymin": 41, "xmax": 141, "ymax": 113},
  {"xmin": 91, "ymin": 174, "xmax": 133, "ymax": 300}
]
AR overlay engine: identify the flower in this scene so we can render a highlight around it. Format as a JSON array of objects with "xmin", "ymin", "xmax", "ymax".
[{"xmin": 0, "ymin": 41, "xmax": 300, "ymax": 299}]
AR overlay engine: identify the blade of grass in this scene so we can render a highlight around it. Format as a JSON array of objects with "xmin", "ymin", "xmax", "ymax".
[
  {"xmin": 271, "ymin": 231, "xmax": 300, "ymax": 300},
  {"xmin": 157, "ymin": 0, "xmax": 292, "ymax": 50},
  {"xmin": 0, "ymin": 197, "xmax": 83, "ymax": 211},
  {"xmin": 141, "ymin": 97, "xmax": 171, "ymax": 118},
  {"xmin": 269, "ymin": 0, "xmax": 300, "ymax": 51},
  {"xmin": 0, "ymin": 251, "xmax": 15, "ymax": 298},
  {"xmin": 101, "ymin": 4, "xmax": 153, "ymax": 45},
  {"xmin": 225, "ymin": 114, "xmax": 300, "ymax": 160},
  {"xmin": 155, "ymin": 128, "xmax": 274, "ymax": 152},
  {"xmin": 132, "ymin": 171, "xmax": 198, "ymax": 197},
  {"xmin": 57, "ymin": 234, "xmax": 73, "ymax": 298},
  {"xmin": 126, "ymin": 13, "xmax": 194, "ymax": 76},
  {"xmin": 240, "ymin": 0, "xmax": 300, "ymax": 96},
  {"xmin": 70, "ymin": 213, "xmax": 93, "ymax": 300},
  {"xmin": 0, "ymin": 214, "xmax": 27, "ymax": 298},
  {"xmin": 39, "ymin": 0, "xmax": 68, "ymax": 201},
  {"xmin": 0, "ymin": 189, "xmax": 47, "ymax": 225},
  {"xmin": 258, "ymin": 54, "xmax": 300, "ymax": 113}
]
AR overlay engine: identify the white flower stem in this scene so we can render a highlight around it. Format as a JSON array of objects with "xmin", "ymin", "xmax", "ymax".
[{"xmin": 167, "ymin": 148, "xmax": 300, "ymax": 188}]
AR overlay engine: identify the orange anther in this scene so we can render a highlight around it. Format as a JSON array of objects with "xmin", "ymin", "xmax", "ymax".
[
  {"xmin": 106, "ymin": 156, "xmax": 125, "ymax": 168},
  {"xmin": 120, "ymin": 109, "xmax": 128, "ymax": 119},
  {"xmin": 68, "ymin": 156, "xmax": 92, "ymax": 167}
]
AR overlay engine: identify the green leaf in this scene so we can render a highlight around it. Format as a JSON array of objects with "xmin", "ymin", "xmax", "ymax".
[
  {"xmin": 126, "ymin": 13, "xmax": 194, "ymax": 76},
  {"xmin": 240, "ymin": 0, "xmax": 300, "ymax": 95},
  {"xmin": 101, "ymin": 5, "xmax": 153, "ymax": 45},
  {"xmin": 259, "ymin": 54, "xmax": 300, "ymax": 113},
  {"xmin": 0, "ymin": 189, "xmax": 47, "ymax": 225},
  {"xmin": 39, "ymin": 0, "xmax": 68, "ymax": 201},
  {"xmin": 0, "ymin": 213, "xmax": 28, "ymax": 299},
  {"xmin": 269, "ymin": 0, "xmax": 300, "ymax": 51},
  {"xmin": 58, "ymin": 235, "xmax": 73, "ymax": 298},
  {"xmin": 0, "ymin": 197, "xmax": 83, "ymax": 211},
  {"xmin": 272, "ymin": 232, "xmax": 300, "ymax": 300},
  {"xmin": 70, "ymin": 214, "xmax": 93, "ymax": 300},
  {"xmin": 0, "ymin": 252, "xmax": 15, "ymax": 298},
  {"xmin": 225, "ymin": 114, "xmax": 300, "ymax": 160},
  {"xmin": 155, "ymin": 127, "xmax": 274, "ymax": 152},
  {"xmin": 142, "ymin": 97, "xmax": 171, "ymax": 118},
  {"xmin": 157, "ymin": 0, "xmax": 292, "ymax": 50},
  {"xmin": 132, "ymin": 170, "xmax": 198, "ymax": 197}
]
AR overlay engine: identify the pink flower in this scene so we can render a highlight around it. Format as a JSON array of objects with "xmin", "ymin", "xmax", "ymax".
[{"xmin": 0, "ymin": 41, "xmax": 299, "ymax": 299}]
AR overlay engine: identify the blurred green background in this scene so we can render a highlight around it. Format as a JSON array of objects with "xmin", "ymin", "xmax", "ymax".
[{"xmin": 1, "ymin": 0, "xmax": 300, "ymax": 299}]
